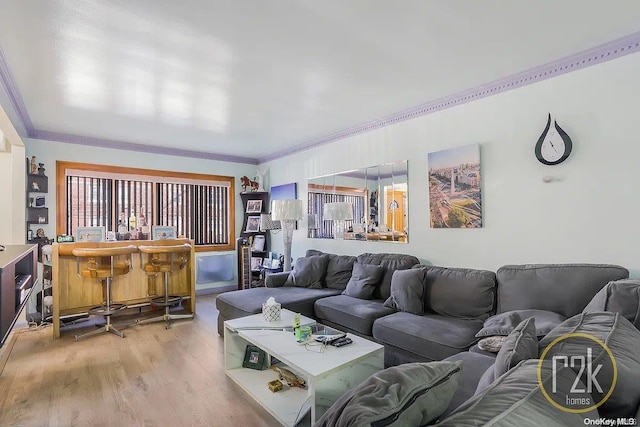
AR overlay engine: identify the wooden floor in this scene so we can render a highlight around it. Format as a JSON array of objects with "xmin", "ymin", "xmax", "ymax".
[{"xmin": 0, "ymin": 294, "xmax": 280, "ymax": 427}]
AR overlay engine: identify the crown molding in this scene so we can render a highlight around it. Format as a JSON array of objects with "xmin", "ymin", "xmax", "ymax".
[
  {"xmin": 1, "ymin": 31, "xmax": 639, "ymax": 166},
  {"xmin": 29, "ymin": 129, "xmax": 258, "ymax": 164},
  {"xmin": 259, "ymin": 30, "xmax": 640, "ymax": 163}
]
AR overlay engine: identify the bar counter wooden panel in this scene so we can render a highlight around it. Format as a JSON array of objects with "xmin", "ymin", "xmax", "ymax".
[{"xmin": 52, "ymin": 239, "xmax": 196, "ymax": 338}]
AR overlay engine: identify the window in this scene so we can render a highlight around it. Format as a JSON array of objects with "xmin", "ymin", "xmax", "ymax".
[{"xmin": 57, "ymin": 161, "xmax": 235, "ymax": 251}]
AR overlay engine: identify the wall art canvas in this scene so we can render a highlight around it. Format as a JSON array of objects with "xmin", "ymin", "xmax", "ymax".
[{"xmin": 428, "ymin": 143, "xmax": 482, "ymax": 228}]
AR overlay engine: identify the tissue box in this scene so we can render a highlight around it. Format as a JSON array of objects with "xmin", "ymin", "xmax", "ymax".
[{"xmin": 262, "ymin": 302, "xmax": 281, "ymax": 322}]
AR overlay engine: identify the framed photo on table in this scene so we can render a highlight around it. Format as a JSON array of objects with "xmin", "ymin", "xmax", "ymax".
[
  {"xmin": 251, "ymin": 257, "xmax": 262, "ymax": 271},
  {"xmin": 243, "ymin": 344, "xmax": 266, "ymax": 370},
  {"xmin": 75, "ymin": 226, "xmax": 105, "ymax": 242},
  {"xmin": 245, "ymin": 216, "xmax": 261, "ymax": 232},
  {"xmin": 252, "ymin": 234, "xmax": 265, "ymax": 251},
  {"xmin": 152, "ymin": 226, "xmax": 176, "ymax": 240},
  {"xmin": 246, "ymin": 200, "xmax": 262, "ymax": 213}
]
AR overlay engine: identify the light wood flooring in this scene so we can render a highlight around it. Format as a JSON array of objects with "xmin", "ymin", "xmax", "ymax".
[{"xmin": 0, "ymin": 294, "xmax": 280, "ymax": 427}]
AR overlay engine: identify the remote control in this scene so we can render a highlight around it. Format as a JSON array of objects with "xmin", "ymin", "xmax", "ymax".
[
  {"xmin": 313, "ymin": 333, "xmax": 346, "ymax": 344},
  {"xmin": 331, "ymin": 337, "xmax": 353, "ymax": 347}
]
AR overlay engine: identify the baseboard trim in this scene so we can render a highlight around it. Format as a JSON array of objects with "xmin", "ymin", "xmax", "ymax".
[{"xmin": 196, "ymin": 284, "xmax": 237, "ymax": 296}]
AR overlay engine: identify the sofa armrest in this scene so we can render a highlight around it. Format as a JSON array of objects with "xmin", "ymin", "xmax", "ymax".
[{"xmin": 265, "ymin": 272, "xmax": 289, "ymax": 288}]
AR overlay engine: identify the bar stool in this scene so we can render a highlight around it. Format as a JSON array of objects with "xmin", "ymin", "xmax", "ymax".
[
  {"xmin": 72, "ymin": 245, "xmax": 138, "ymax": 341},
  {"xmin": 137, "ymin": 243, "xmax": 193, "ymax": 329}
]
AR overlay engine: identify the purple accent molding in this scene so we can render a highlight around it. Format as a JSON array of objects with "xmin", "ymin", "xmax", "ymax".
[
  {"xmin": 30, "ymin": 130, "xmax": 258, "ymax": 165},
  {"xmin": 1, "ymin": 31, "xmax": 640, "ymax": 165},
  {"xmin": 260, "ymin": 30, "xmax": 640, "ymax": 164},
  {"xmin": 0, "ymin": 42, "xmax": 34, "ymax": 135}
]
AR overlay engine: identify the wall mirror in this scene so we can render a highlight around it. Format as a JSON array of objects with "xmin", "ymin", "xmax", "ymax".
[{"xmin": 307, "ymin": 160, "xmax": 408, "ymax": 243}]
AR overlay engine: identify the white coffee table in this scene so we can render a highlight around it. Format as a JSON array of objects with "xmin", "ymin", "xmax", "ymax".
[{"xmin": 224, "ymin": 310, "xmax": 384, "ymax": 426}]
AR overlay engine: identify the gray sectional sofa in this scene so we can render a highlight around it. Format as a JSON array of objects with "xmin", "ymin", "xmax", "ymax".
[
  {"xmin": 216, "ymin": 250, "xmax": 638, "ymax": 423},
  {"xmin": 217, "ymin": 250, "xmax": 628, "ymax": 366}
]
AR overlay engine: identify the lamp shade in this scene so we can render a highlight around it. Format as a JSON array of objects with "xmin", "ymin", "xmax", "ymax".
[
  {"xmin": 271, "ymin": 199, "xmax": 303, "ymax": 221},
  {"xmin": 323, "ymin": 202, "xmax": 354, "ymax": 221},
  {"xmin": 260, "ymin": 213, "xmax": 281, "ymax": 231}
]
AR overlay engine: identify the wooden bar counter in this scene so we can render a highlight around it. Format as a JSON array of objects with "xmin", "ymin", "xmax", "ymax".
[{"xmin": 52, "ymin": 239, "xmax": 196, "ymax": 338}]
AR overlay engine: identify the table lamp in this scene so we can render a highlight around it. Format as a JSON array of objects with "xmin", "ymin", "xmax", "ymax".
[
  {"xmin": 271, "ymin": 199, "xmax": 303, "ymax": 271},
  {"xmin": 323, "ymin": 202, "xmax": 353, "ymax": 240}
]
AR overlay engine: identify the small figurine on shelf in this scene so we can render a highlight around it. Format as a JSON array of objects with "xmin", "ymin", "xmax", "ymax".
[
  {"xmin": 31, "ymin": 181, "xmax": 40, "ymax": 191},
  {"xmin": 38, "ymin": 163, "xmax": 46, "ymax": 175},
  {"xmin": 30, "ymin": 156, "xmax": 37, "ymax": 174}
]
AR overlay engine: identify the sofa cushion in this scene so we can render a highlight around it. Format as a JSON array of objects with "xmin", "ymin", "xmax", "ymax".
[
  {"xmin": 356, "ymin": 253, "xmax": 420, "ymax": 300},
  {"xmin": 315, "ymin": 361, "xmax": 462, "ymax": 427},
  {"xmin": 539, "ymin": 312, "xmax": 640, "ymax": 419},
  {"xmin": 476, "ymin": 309, "xmax": 566, "ymax": 338},
  {"xmin": 216, "ymin": 287, "xmax": 342, "ymax": 320},
  {"xmin": 314, "ymin": 295, "xmax": 395, "ymax": 336},
  {"xmin": 496, "ymin": 264, "xmax": 629, "ymax": 317},
  {"xmin": 342, "ymin": 262, "xmax": 384, "ymax": 299},
  {"xmin": 437, "ymin": 360, "xmax": 599, "ymax": 426},
  {"xmin": 583, "ymin": 279, "xmax": 640, "ymax": 328},
  {"xmin": 476, "ymin": 317, "xmax": 538, "ymax": 393},
  {"xmin": 373, "ymin": 312, "xmax": 483, "ymax": 361},
  {"xmin": 284, "ymin": 254, "xmax": 329, "ymax": 288},
  {"xmin": 424, "ymin": 266, "xmax": 496, "ymax": 320},
  {"xmin": 384, "ymin": 268, "xmax": 427, "ymax": 315},
  {"xmin": 440, "ymin": 352, "xmax": 497, "ymax": 418},
  {"xmin": 305, "ymin": 249, "xmax": 356, "ymax": 290}
]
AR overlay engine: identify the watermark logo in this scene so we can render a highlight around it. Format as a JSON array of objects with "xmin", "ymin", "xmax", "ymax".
[{"xmin": 538, "ymin": 332, "xmax": 617, "ymax": 413}]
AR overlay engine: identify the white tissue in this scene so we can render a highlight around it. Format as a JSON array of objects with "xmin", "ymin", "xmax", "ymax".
[{"xmin": 265, "ymin": 297, "xmax": 277, "ymax": 306}]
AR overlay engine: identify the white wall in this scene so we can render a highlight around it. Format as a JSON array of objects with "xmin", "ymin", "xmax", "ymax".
[
  {"xmin": 264, "ymin": 52, "xmax": 640, "ymax": 278},
  {"xmin": 0, "ymin": 104, "xmax": 26, "ymax": 245},
  {"xmin": 25, "ymin": 138, "xmax": 256, "ymax": 290}
]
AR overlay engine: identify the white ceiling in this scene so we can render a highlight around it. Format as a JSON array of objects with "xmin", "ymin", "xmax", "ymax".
[{"xmin": 1, "ymin": 1, "xmax": 639, "ymax": 163}]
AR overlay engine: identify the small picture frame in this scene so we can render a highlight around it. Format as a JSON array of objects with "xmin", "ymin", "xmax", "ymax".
[
  {"xmin": 251, "ymin": 257, "xmax": 262, "ymax": 271},
  {"xmin": 245, "ymin": 216, "xmax": 261, "ymax": 232},
  {"xmin": 263, "ymin": 257, "xmax": 272, "ymax": 267},
  {"xmin": 75, "ymin": 226, "xmax": 106, "ymax": 242},
  {"xmin": 242, "ymin": 344, "xmax": 266, "ymax": 370},
  {"xmin": 252, "ymin": 235, "xmax": 265, "ymax": 251},
  {"xmin": 152, "ymin": 226, "xmax": 177, "ymax": 240},
  {"xmin": 271, "ymin": 258, "xmax": 281, "ymax": 269},
  {"xmin": 246, "ymin": 199, "xmax": 263, "ymax": 213}
]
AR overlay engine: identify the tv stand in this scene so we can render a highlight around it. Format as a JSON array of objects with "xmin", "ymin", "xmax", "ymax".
[{"xmin": 0, "ymin": 245, "xmax": 37, "ymax": 347}]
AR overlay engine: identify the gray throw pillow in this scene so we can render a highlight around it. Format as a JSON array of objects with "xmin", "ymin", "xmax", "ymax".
[
  {"xmin": 583, "ymin": 279, "xmax": 640, "ymax": 328},
  {"xmin": 283, "ymin": 254, "xmax": 329, "ymax": 288},
  {"xmin": 315, "ymin": 361, "xmax": 462, "ymax": 427},
  {"xmin": 342, "ymin": 262, "xmax": 384, "ymax": 299},
  {"xmin": 494, "ymin": 317, "xmax": 538, "ymax": 377},
  {"xmin": 384, "ymin": 268, "xmax": 427, "ymax": 315},
  {"xmin": 325, "ymin": 254, "xmax": 357, "ymax": 290},
  {"xmin": 539, "ymin": 312, "xmax": 640, "ymax": 419},
  {"xmin": 475, "ymin": 317, "xmax": 538, "ymax": 393},
  {"xmin": 440, "ymin": 360, "xmax": 599, "ymax": 426},
  {"xmin": 476, "ymin": 309, "xmax": 566, "ymax": 338}
]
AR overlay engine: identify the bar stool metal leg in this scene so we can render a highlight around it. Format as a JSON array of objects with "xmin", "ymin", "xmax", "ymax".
[
  {"xmin": 71, "ymin": 245, "xmax": 138, "ymax": 342},
  {"xmin": 137, "ymin": 243, "xmax": 194, "ymax": 329}
]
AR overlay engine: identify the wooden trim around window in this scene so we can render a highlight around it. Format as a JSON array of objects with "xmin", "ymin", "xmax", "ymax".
[{"xmin": 56, "ymin": 161, "xmax": 235, "ymax": 252}]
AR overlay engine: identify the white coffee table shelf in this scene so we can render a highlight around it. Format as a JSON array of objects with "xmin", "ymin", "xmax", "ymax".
[{"xmin": 224, "ymin": 310, "xmax": 383, "ymax": 426}]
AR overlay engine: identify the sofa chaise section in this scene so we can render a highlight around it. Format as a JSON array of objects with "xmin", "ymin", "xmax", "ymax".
[{"xmin": 216, "ymin": 286, "xmax": 341, "ymax": 335}]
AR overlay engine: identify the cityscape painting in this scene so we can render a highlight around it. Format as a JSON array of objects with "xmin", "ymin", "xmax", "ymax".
[{"xmin": 428, "ymin": 143, "xmax": 482, "ymax": 228}]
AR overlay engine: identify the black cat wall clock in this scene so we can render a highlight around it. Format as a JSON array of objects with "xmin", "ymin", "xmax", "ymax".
[{"xmin": 534, "ymin": 113, "xmax": 573, "ymax": 165}]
